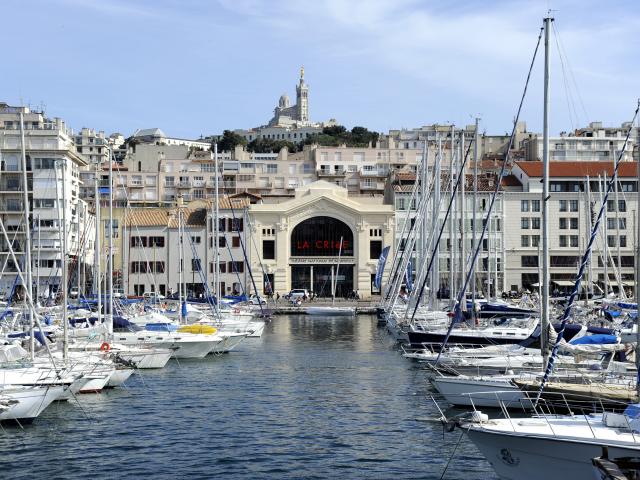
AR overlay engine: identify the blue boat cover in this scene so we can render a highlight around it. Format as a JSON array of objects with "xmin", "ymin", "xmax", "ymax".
[
  {"xmin": 624, "ymin": 404, "xmax": 640, "ymax": 419},
  {"xmin": 145, "ymin": 323, "xmax": 178, "ymax": 332},
  {"xmin": 569, "ymin": 334, "xmax": 618, "ymax": 345}
]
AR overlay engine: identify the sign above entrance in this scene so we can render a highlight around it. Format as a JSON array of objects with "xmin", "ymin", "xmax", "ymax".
[
  {"xmin": 290, "ymin": 258, "xmax": 354, "ymax": 264},
  {"xmin": 290, "ymin": 216, "xmax": 354, "ymax": 257}
]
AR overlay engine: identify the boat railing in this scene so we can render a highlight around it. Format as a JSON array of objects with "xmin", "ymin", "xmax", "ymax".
[{"xmin": 464, "ymin": 389, "xmax": 639, "ymax": 442}]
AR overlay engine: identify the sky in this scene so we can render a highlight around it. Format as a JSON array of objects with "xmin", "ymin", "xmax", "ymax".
[{"xmin": 3, "ymin": 0, "xmax": 639, "ymax": 139}]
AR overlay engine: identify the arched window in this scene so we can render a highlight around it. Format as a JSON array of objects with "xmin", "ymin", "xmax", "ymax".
[{"xmin": 291, "ymin": 216, "xmax": 353, "ymax": 256}]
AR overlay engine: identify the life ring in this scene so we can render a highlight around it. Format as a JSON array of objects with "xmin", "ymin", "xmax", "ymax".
[{"xmin": 100, "ymin": 342, "xmax": 111, "ymax": 352}]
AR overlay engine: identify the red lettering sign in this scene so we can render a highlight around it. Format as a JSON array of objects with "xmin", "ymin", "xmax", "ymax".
[{"xmin": 296, "ymin": 239, "xmax": 351, "ymax": 251}]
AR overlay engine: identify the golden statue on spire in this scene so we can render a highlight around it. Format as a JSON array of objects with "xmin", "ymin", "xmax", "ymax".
[{"xmin": 300, "ymin": 65, "xmax": 304, "ymax": 80}]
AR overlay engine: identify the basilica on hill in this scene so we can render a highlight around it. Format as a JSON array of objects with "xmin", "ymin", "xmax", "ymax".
[{"xmin": 268, "ymin": 67, "xmax": 310, "ymax": 127}]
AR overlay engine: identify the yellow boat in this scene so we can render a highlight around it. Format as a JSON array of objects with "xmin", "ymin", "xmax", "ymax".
[{"xmin": 177, "ymin": 325, "xmax": 218, "ymax": 335}]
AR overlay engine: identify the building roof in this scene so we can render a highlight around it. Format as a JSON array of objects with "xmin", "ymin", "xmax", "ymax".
[
  {"xmin": 125, "ymin": 197, "xmax": 249, "ymax": 228},
  {"xmin": 501, "ymin": 174, "xmax": 522, "ymax": 187},
  {"xmin": 133, "ymin": 128, "xmax": 166, "ymax": 138},
  {"xmin": 515, "ymin": 161, "xmax": 639, "ymax": 178}
]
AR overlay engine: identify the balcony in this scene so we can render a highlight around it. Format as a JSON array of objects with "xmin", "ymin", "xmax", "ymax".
[
  {"xmin": 359, "ymin": 182, "xmax": 383, "ymax": 190},
  {"xmin": 0, "ymin": 202, "xmax": 24, "ymax": 212},
  {"xmin": 192, "ymin": 180, "xmax": 206, "ymax": 188},
  {"xmin": 360, "ymin": 169, "xmax": 387, "ymax": 177},
  {"xmin": 318, "ymin": 169, "xmax": 345, "ymax": 177},
  {"xmin": 177, "ymin": 180, "xmax": 192, "ymax": 188},
  {"xmin": 129, "ymin": 180, "xmax": 144, "ymax": 187}
]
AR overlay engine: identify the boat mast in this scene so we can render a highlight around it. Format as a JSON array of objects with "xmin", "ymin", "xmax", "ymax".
[
  {"xmin": 541, "ymin": 15, "xmax": 552, "ymax": 367},
  {"xmin": 94, "ymin": 160, "xmax": 102, "ymax": 332},
  {"xmin": 432, "ymin": 135, "xmax": 442, "ymax": 307},
  {"xmin": 603, "ymin": 173, "xmax": 609, "ymax": 297},
  {"xmin": 332, "ymin": 235, "xmax": 343, "ymax": 305},
  {"xmin": 55, "ymin": 160, "xmax": 69, "ymax": 360},
  {"xmin": 460, "ymin": 131, "xmax": 467, "ymax": 313},
  {"xmin": 19, "ymin": 112, "xmax": 35, "ymax": 359},
  {"xmin": 471, "ymin": 118, "xmax": 479, "ymax": 320},
  {"xmin": 214, "ymin": 143, "xmax": 220, "ymax": 315},
  {"xmin": 636, "ymin": 113, "xmax": 640, "ymax": 395},
  {"xmin": 449, "ymin": 126, "xmax": 455, "ymax": 306},
  {"xmin": 108, "ymin": 149, "xmax": 114, "ymax": 335}
]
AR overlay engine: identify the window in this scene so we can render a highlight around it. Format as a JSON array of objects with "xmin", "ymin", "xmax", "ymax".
[
  {"xmin": 228, "ymin": 261, "xmax": 244, "ymax": 273},
  {"xmin": 559, "ymin": 235, "xmax": 568, "ymax": 247},
  {"xmin": 521, "ymin": 256, "xmax": 538, "ymax": 267},
  {"xmin": 218, "ymin": 237, "xmax": 226, "ymax": 248},
  {"xmin": 620, "ymin": 235, "xmax": 627, "ymax": 247},
  {"xmin": 521, "ymin": 200, "xmax": 529, "ymax": 212},
  {"xmin": 607, "ymin": 199, "xmax": 615, "ymax": 212},
  {"xmin": 619, "ymin": 218, "xmax": 627, "ymax": 230},
  {"xmin": 191, "ymin": 236, "xmax": 201, "ymax": 244},
  {"xmin": 218, "ymin": 218, "xmax": 226, "ymax": 232},
  {"xmin": 531, "ymin": 235, "xmax": 540, "ymax": 247},
  {"xmin": 559, "ymin": 218, "xmax": 567, "ymax": 230},
  {"xmin": 570, "ymin": 200, "xmax": 578, "ymax": 212},
  {"xmin": 266, "ymin": 164, "xmax": 278, "ymax": 174},
  {"xmin": 607, "ymin": 218, "xmax": 616, "ymax": 230},
  {"xmin": 263, "ymin": 240, "xmax": 275, "ymax": 260},
  {"xmin": 149, "ymin": 236, "xmax": 164, "ymax": 247},
  {"xmin": 570, "ymin": 218, "xmax": 578, "ymax": 230},
  {"xmin": 531, "ymin": 200, "xmax": 540, "ymax": 212},
  {"xmin": 521, "ymin": 235, "xmax": 530, "ymax": 247},
  {"xmin": 191, "ymin": 259, "xmax": 201, "ymax": 272},
  {"xmin": 521, "ymin": 218, "xmax": 530, "ymax": 229},
  {"xmin": 229, "ymin": 218, "xmax": 243, "ymax": 232},
  {"xmin": 607, "ymin": 235, "xmax": 616, "ymax": 247},
  {"xmin": 619, "ymin": 200, "xmax": 626, "ymax": 212},
  {"xmin": 570, "ymin": 235, "xmax": 579, "ymax": 247},
  {"xmin": 232, "ymin": 236, "xmax": 240, "ymax": 248},
  {"xmin": 131, "ymin": 236, "xmax": 147, "ymax": 248},
  {"xmin": 559, "ymin": 200, "xmax": 567, "ymax": 212},
  {"xmin": 531, "ymin": 218, "xmax": 540, "ymax": 229},
  {"xmin": 370, "ymin": 240, "xmax": 383, "ymax": 260},
  {"xmin": 33, "ymin": 198, "xmax": 56, "ymax": 208}
]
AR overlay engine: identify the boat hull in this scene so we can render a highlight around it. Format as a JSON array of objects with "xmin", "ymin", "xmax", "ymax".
[{"xmin": 467, "ymin": 425, "xmax": 640, "ymax": 480}]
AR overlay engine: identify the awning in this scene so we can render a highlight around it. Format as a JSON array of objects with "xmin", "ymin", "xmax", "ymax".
[{"xmin": 552, "ymin": 280, "xmax": 575, "ymax": 287}]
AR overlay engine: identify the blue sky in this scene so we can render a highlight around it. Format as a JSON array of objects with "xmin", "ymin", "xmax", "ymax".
[{"xmin": 3, "ymin": 0, "xmax": 639, "ymax": 139}]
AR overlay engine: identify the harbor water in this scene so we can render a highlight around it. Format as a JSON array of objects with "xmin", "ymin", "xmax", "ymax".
[{"xmin": 1, "ymin": 315, "xmax": 496, "ymax": 479}]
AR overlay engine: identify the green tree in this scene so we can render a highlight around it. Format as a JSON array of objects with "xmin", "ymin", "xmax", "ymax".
[{"xmin": 216, "ymin": 130, "xmax": 247, "ymax": 152}]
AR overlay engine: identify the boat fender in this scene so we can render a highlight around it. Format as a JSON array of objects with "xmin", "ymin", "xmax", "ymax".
[
  {"xmin": 100, "ymin": 342, "xmax": 111, "ymax": 352},
  {"xmin": 470, "ymin": 411, "xmax": 489, "ymax": 424},
  {"xmin": 233, "ymin": 308, "xmax": 240, "ymax": 314}
]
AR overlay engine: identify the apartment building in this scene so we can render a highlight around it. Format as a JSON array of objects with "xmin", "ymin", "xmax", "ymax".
[
  {"xmin": 523, "ymin": 122, "xmax": 636, "ymax": 162},
  {"xmin": 0, "ymin": 103, "xmax": 94, "ymax": 298},
  {"xmin": 385, "ymin": 170, "xmax": 507, "ymax": 298},
  {"xmin": 504, "ymin": 161, "xmax": 638, "ymax": 294},
  {"xmin": 101, "ymin": 198, "xmax": 251, "ymax": 297}
]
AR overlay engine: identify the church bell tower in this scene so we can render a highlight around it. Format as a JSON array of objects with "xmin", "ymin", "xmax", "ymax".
[{"xmin": 295, "ymin": 66, "xmax": 309, "ymax": 123}]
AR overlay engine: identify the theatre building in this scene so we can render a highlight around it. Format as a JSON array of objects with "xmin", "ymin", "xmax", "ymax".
[{"xmin": 249, "ymin": 181, "xmax": 395, "ymax": 299}]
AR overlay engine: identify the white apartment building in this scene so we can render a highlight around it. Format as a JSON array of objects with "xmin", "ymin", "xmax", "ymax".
[
  {"xmin": 504, "ymin": 161, "xmax": 638, "ymax": 294},
  {"xmin": 523, "ymin": 123, "xmax": 636, "ymax": 162},
  {"xmin": 0, "ymin": 103, "xmax": 94, "ymax": 298},
  {"xmin": 385, "ymin": 170, "xmax": 507, "ymax": 298},
  {"xmin": 75, "ymin": 128, "xmax": 110, "ymax": 165},
  {"xmin": 314, "ymin": 144, "xmax": 423, "ymax": 196}
]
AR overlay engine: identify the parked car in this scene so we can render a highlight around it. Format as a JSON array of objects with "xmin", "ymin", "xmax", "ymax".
[
  {"xmin": 113, "ymin": 289, "xmax": 124, "ymax": 298},
  {"xmin": 143, "ymin": 292, "xmax": 166, "ymax": 302},
  {"xmin": 249, "ymin": 295, "xmax": 267, "ymax": 305},
  {"xmin": 285, "ymin": 289, "xmax": 309, "ymax": 300}
]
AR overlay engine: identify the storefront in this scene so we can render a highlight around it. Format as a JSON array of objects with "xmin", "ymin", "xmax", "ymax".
[{"xmin": 248, "ymin": 181, "xmax": 395, "ymax": 299}]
